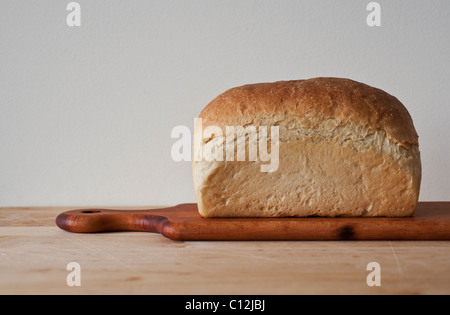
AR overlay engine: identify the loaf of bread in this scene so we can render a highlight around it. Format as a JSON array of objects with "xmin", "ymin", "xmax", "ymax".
[{"xmin": 193, "ymin": 78, "xmax": 421, "ymax": 217}]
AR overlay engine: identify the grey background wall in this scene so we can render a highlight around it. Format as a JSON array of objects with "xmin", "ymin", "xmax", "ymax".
[{"xmin": 1, "ymin": 0, "xmax": 449, "ymax": 206}]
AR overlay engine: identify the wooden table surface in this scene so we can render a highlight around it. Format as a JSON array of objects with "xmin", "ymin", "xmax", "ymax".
[{"xmin": 1, "ymin": 207, "xmax": 450, "ymax": 295}]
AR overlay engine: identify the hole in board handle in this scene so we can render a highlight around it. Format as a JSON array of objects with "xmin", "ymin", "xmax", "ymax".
[{"xmin": 81, "ymin": 210, "xmax": 101, "ymax": 214}]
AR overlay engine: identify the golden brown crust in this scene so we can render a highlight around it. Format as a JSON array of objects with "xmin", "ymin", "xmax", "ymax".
[{"xmin": 199, "ymin": 77, "xmax": 418, "ymax": 148}]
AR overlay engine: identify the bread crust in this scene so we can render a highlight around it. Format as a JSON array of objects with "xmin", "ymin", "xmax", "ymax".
[{"xmin": 199, "ymin": 78, "xmax": 418, "ymax": 148}]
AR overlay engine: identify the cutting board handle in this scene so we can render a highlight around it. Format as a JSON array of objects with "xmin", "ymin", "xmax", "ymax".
[{"xmin": 55, "ymin": 208, "xmax": 172, "ymax": 233}]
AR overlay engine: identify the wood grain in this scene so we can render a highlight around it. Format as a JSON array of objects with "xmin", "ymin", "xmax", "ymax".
[
  {"xmin": 1, "ymin": 205, "xmax": 450, "ymax": 294},
  {"xmin": 56, "ymin": 202, "xmax": 450, "ymax": 240}
]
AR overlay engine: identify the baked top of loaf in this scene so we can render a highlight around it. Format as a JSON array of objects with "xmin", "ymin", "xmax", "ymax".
[{"xmin": 198, "ymin": 77, "xmax": 418, "ymax": 149}]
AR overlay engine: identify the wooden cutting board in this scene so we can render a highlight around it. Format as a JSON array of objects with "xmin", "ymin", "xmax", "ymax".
[{"xmin": 56, "ymin": 202, "xmax": 450, "ymax": 241}]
